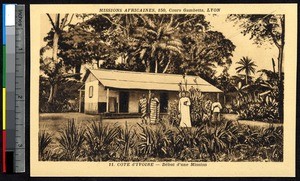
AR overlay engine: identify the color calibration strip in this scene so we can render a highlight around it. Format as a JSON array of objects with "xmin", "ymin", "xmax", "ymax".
[
  {"xmin": 2, "ymin": 4, "xmax": 8, "ymax": 173},
  {"xmin": 2, "ymin": 4, "xmax": 26, "ymax": 173}
]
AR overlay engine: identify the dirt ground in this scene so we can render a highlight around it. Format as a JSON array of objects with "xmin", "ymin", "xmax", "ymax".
[
  {"xmin": 40, "ymin": 112, "xmax": 143, "ymax": 136},
  {"xmin": 39, "ymin": 112, "xmax": 282, "ymax": 135}
]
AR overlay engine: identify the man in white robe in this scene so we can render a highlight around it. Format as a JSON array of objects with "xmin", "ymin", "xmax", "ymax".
[
  {"xmin": 178, "ymin": 92, "xmax": 191, "ymax": 127},
  {"xmin": 211, "ymin": 100, "xmax": 222, "ymax": 122}
]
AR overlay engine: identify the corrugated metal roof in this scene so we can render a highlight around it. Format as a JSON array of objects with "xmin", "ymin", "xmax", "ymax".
[{"xmin": 85, "ymin": 69, "xmax": 222, "ymax": 93}]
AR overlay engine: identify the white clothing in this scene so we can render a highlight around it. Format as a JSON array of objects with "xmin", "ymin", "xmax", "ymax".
[
  {"xmin": 178, "ymin": 97, "xmax": 191, "ymax": 127},
  {"xmin": 211, "ymin": 102, "xmax": 222, "ymax": 113}
]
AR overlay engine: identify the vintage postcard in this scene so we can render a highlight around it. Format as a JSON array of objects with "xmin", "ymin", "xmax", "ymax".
[{"xmin": 30, "ymin": 4, "xmax": 297, "ymax": 177}]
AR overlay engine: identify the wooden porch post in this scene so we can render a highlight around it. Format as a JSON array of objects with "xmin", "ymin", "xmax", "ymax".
[
  {"xmin": 148, "ymin": 90, "xmax": 152, "ymax": 113},
  {"xmin": 106, "ymin": 88, "xmax": 110, "ymax": 113},
  {"xmin": 148, "ymin": 90, "xmax": 152, "ymax": 102},
  {"xmin": 117, "ymin": 92, "xmax": 120, "ymax": 113},
  {"xmin": 79, "ymin": 90, "xmax": 82, "ymax": 112},
  {"xmin": 217, "ymin": 93, "xmax": 220, "ymax": 102}
]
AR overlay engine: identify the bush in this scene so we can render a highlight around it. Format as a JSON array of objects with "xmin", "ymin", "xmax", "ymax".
[
  {"xmin": 167, "ymin": 101, "xmax": 180, "ymax": 127},
  {"xmin": 238, "ymin": 92, "xmax": 280, "ymax": 123},
  {"xmin": 38, "ymin": 130, "xmax": 53, "ymax": 161},
  {"xmin": 115, "ymin": 122, "xmax": 137, "ymax": 160},
  {"xmin": 189, "ymin": 89, "xmax": 212, "ymax": 126},
  {"xmin": 40, "ymin": 118, "xmax": 283, "ymax": 162},
  {"xmin": 84, "ymin": 121, "xmax": 120, "ymax": 161},
  {"xmin": 56, "ymin": 119, "xmax": 86, "ymax": 161},
  {"xmin": 137, "ymin": 123, "xmax": 175, "ymax": 158}
]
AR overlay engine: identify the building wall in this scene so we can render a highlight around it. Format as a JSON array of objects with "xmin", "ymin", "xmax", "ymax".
[
  {"xmin": 98, "ymin": 83, "xmax": 106, "ymax": 102},
  {"xmin": 127, "ymin": 91, "xmax": 179, "ymax": 113},
  {"xmin": 83, "ymin": 73, "xmax": 220, "ymax": 115},
  {"xmin": 84, "ymin": 73, "xmax": 121, "ymax": 114},
  {"xmin": 98, "ymin": 84, "xmax": 119, "ymax": 102},
  {"xmin": 128, "ymin": 91, "xmax": 149, "ymax": 113},
  {"xmin": 84, "ymin": 78, "xmax": 99, "ymax": 114},
  {"xmin": 98, "ymin": 85, "xmax": 119, "ymax": 111}
]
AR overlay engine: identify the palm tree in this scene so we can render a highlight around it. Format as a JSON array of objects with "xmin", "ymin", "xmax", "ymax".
[
  {"xmin": 131, "ymin": 15, "xmax": 183, "ymax": 73},
  {"xmin": 235, "ymin": 56, "xmax": 257, "ymax": 84}
]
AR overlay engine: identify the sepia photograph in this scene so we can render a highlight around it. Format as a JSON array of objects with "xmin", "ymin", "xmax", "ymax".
[{"xmin": 30, "ymin": 4, "xmax": 297, "ymax": 177}]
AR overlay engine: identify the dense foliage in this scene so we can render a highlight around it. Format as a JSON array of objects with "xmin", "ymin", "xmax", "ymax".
[
  {"xmin": 231, "ymin": 70, "xmax": 281, "ymax": 123},
  {"xmin": 39, "ymin": 119, "xmax": 283, "ymax": 162},
  {"xmin": 39, "ymin": 76, "xmax": 82, "ymax": 113},
  {"xmin": 237, "ymin": 84, "xmax": 280, "ymax": 123},
  {"xmin": 227, "ymin": 14, "xmax": 285, "ymax": 122}
]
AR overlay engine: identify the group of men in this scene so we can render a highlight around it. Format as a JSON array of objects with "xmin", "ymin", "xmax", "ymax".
[
  {"xmin": 138, "ymin": 93, "xmax": 160, "ymax": 125},
  {"xmin": 139, "ymin": 91, "xmax": 223, "ymax": 127}
]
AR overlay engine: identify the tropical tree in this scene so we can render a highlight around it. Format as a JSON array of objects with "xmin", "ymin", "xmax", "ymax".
[
  {"xmin": 43, "ymin": 13, "xmax": 75, "ymax": 103},
  {"xmin": 227, "ymin": 14, "xmax": 285, "ymax": 121},
  {"xmin": 130, "ymin": 15, "xmax": 184, "ymax": 73},
  {"xmin": 216, "ymin": 67, "xmax": 235, "ymax": 104},
  {"xmin": 227, "ymin": 14, "xmax": 285, "ymax": 82},
  {"xmin": 235, "ymin": 56, "xmax": 257, "ymax": 84},
  {"xmin": 182, "ymin": 30, "xmax": 235, "ymax": 83}
]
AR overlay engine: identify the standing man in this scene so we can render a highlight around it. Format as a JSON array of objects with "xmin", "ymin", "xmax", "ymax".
[
  {"xmin": 211, "ymin": 98, "xmax": 222, "ymax": 122},
  {"xmin": 149, "ymin": 93, "xmax": 160, "ymax": 124},
  {"xmin": 180, "ymin": 73, "xmax": 188, "ymax": 92},
  {"xmin": 139, "ymin": 94, "xmax": 148, "ymax": 124},
  {"xmin": 178, "ymin": 91, "xmax": 192, "ymax": 127}
]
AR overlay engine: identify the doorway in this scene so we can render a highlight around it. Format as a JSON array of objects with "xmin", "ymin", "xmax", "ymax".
[
  {"xmin": 119, "ymin": 92, "xmax": 129, "ymax": 113},
  {"xmin": 160, "ymin": 92, "xmax": 168, "ymax": 113}
]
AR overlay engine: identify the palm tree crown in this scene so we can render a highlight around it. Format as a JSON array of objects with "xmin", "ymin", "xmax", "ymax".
[
  {"xmin": 131, "ymin": 15, "xmax": 183, "ymax": 73},
  {"xmin": 236, "ymin": 56, "xmax": 257, "ymax": 84}
]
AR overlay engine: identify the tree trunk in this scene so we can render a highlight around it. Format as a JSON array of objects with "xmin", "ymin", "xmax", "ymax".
[
  {"xmin": 278, "ymin": 15, "xmax": 285, "ymax": 123},
  {"xmin": 245, "ymin": 74, "xmax": 248, "ymax": 85},
  {"xmin": 278, "ymin": 46, "xmax": 283, "ymax": 82},
  {"xmin": 48, "ymin": 84, "xmax": 54, "ymax": 103},
  {"xmin": 155, "ymin": 59, "xmax": 158, "ymax": 73},
  {"xmin": 52, "ymin": 32, "xmax": 59, "ymax": 63},
  {"xmin": 278, "ymin": 45, "xmax": 284, "ymax": 123},
  {"xmin": 145, "ymin": 60, "xmax": 151, "ymax": 73},
  {"xmin": 162, "ymin": 59, "xmax": 171, "ymax": 73},
  {"xmin": 48, "ymin": 83, "xmax": 58, "ymax": 103},
  {"xmin": 53, "ymin": 84, "xmax": 58, "ymax": 100},
  {"xmin": 75, "ymin": 63, "xmax": 81, "ymax": 80},
  {"xmin": 47, "ymin": 17, "xmax": 60, "ymax": 103}
]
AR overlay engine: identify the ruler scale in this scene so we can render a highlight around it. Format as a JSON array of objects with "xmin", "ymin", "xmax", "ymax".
[{"xmin": 14, "ymin": 5, "xmax": 25, "ymax": 173}]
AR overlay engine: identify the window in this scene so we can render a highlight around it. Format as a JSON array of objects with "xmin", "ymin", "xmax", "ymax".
[{"xmin": 89, "ymin": 86, "xmax": 93, "ymax": 98}]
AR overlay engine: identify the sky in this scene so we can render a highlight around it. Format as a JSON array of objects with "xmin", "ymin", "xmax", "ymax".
[
  {"xmin": 205, "ymin": 14, "xmax": 278, "ymax": 77},
  {"xmin": 41, "ymin": 14, "xmax": 279, "ymax": 78}
]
